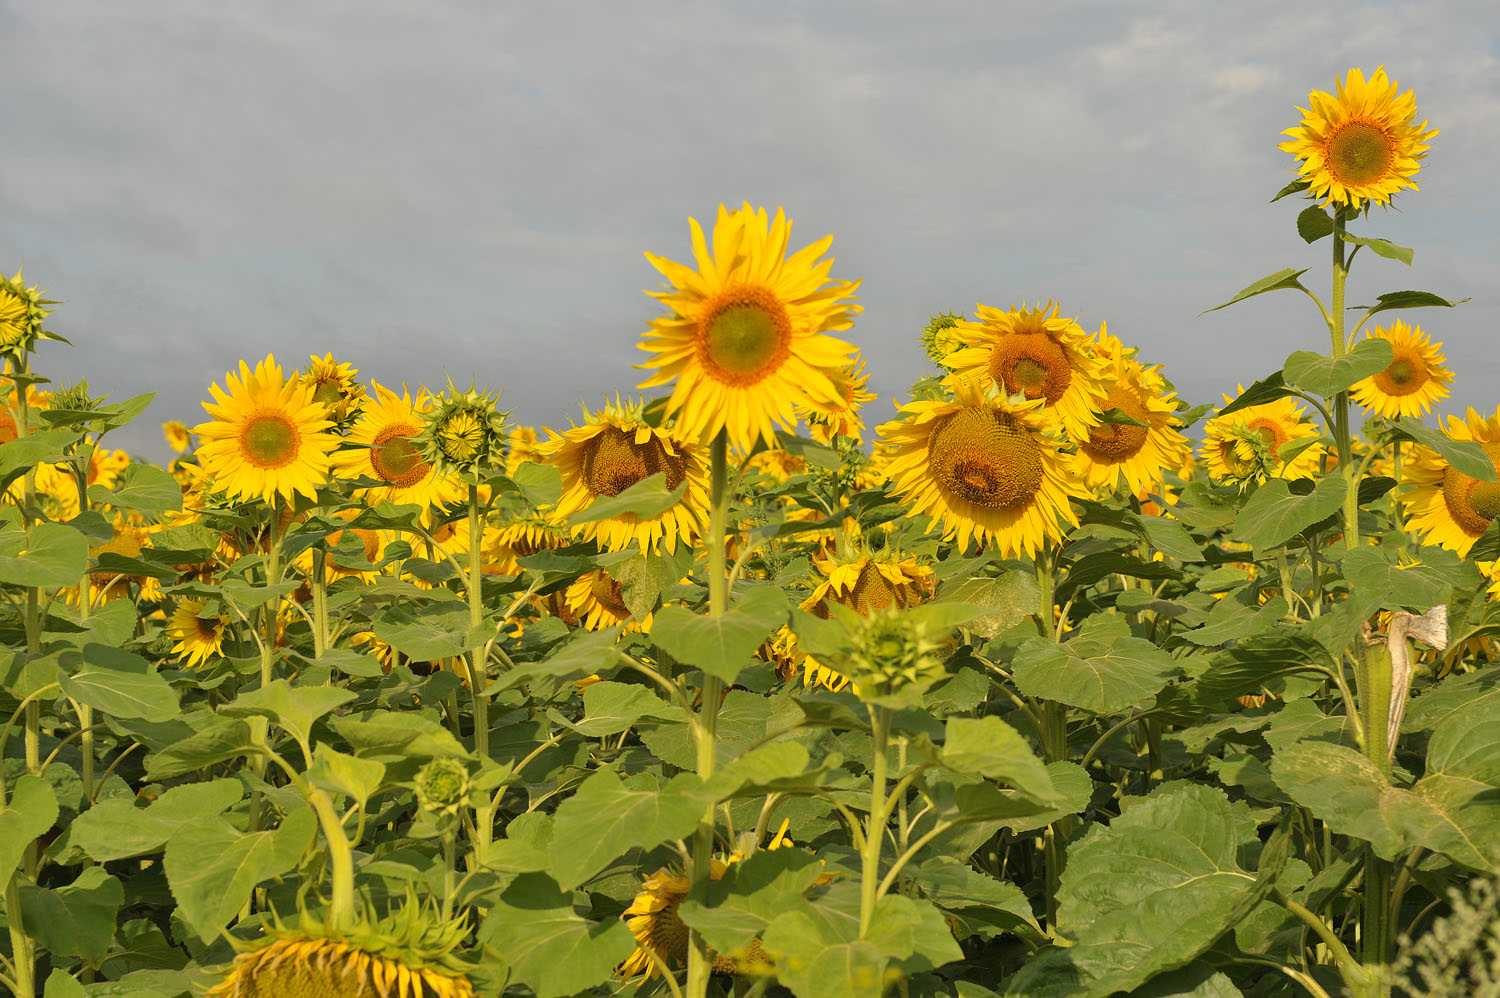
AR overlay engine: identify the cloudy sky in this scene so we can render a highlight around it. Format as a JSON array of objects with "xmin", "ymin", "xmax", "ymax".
[{"xmin": 3, "ymin": 0, "xmax": 1497, "ymax": 459}]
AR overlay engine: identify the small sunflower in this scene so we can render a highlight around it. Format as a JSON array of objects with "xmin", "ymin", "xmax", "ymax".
[
  {"xmin": 484, "ymin": 512, "xmax": 570, "ymax": 577},
  {"xmin": 743, "ymin": 446, "xmax": 809, "ymax": 484},
  {"xmin": 1075, "ymin": 327, "xmax": 1191, "ymax": 498},
  {"xmin": 334, "ymin": 383, "xmax": 463, "ymax": 510},
  {"xmin": 920, "ymin": 311, "xmax": 967, "ymax": 366},
  {"xmin": 503, "ymin": 425, "xmax": 546, "ymax": 474},
  {"xmin": 162, "ymin": 420, "xmax": 193, "ymax": 453},
  {"xmin": 877, "ymin": 377, "xmax": 1082, "ymax": 557},
  {"xmin": 1201, "ymin": 388, "xmax": 1325, "ymax": 486},
  {"xmin": 542, "ymin": 398, "xmax": 710, "ymax": 555},
  {"xmin": 1401, "ymin": 407, "xmax": 1500, "ymax": 556},
  {"xmin": 638, "ymin": 202, "xmax": 861, "ymax": 451},
  {"xmin": 167, "ymin": 597, "xmax": 230, "ymax": 669},
  {"xmin": 80, "ymin": 515, "xmax": 160, "ymax": 606},
  {"xmin": 0, "ymin": 268, "xmax": 59, "ymax": 359},
  {"xmin": 796, "ymin": 357, "xmax": 877, "ymax": 444},
  {"xmin": 564, "ymin": 569, "xmax": 652, "ymax": 634},
  {"xmin": 299, "ymin": 354, "xmax": 367, "ymax": 432},
  {"xmin": 415, "ymin": 381, "xmax": 510, "ymax": 479},
  {"xmin": 1280, "ymin": 66, "xmax": 1437, "ymax": 209},
  {"xmin": 193, "ymin": 355, "xmax": 337, "ymax": 506},
  {"xmin": 296, "ymin": 509, "xmax": 391, "ymax": 583},
  {"xmin": 943, "ymin": 302, "xmax": 1109, "ymax": 442},
  {"xmin": 1349, "ymin": 320, "xmax": 1452, "ymax": 419}
]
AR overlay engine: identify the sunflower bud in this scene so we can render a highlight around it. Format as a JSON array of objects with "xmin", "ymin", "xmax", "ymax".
[
  {"xmin": 48, "ymin": 380, "xmax": 101, "ymax": 427},
  {"xmin": 414, "ymin": 757, "xmax": 470, "ymax": 818},
  {"xmin": 833, "ymin": 605, "xmax": 947, "ymax": 706},
  {"xmin": 920, "ymin": 311, "xmax": 965, "ymax": 366},
  {"xmin": 0, "ymin": 268, "xmax": 60, "ymax": 361},
  {"xmin": 417, "ymin": 380, "xmax": 510, "ymax": 478}
]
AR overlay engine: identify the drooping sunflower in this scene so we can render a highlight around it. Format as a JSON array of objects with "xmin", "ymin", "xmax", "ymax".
[
  {"xmin": 795, "ymin": 357, "xmax": 877, "ymax": 444},
  {"xmin": 542, "ymin": 398, "xmax": 710, "ymax": 555},
  {"xmin": 942, "ymin": 302, "xmax": 1109, "ymax": 442},
  {"xmin": 877, "ymin": 377, "xmax": 1082, "ymax": 557},
  {"xmin": 564, "ymin": 568, "xmax": 652, "ymax": 634},
  {"xmin": 193, "ymin": 355, "xmax": 337, "ymax": 506},
  {"xmin": 1280, "ymin": 66, "xmax": 1438, "ymax": 209},
  {"xmin": 1401, "ymin": 407, "xmax": 1500, "ymax": 556},
  {"xmin": 166, "ymin": 597, "xmax": 230, "ymax": 669},
  {"xmin": 1201, "ymin": 388, "xmax": 1326, "ymax": 485},
  {"xmin": 334, "ymin": 383, "xmax": 462, "ymax": 510},
  {"xmin": 1074, "ymin": 327, "xmax": 1191, "ymax": 498},
  {"xmin": 1349, "ymin": 320, "xmax": 1452, "ymax": 419},
  {"xmin": 299, "ymin": 354, "xmax": 367, "ymax": 433},
  {"xmin": 484, "ymin": 512, "xmax": 570, "ymax": 577},
  {"xmin": 638, "ymin": 203, "xmax": 861, "ymax": 452}
]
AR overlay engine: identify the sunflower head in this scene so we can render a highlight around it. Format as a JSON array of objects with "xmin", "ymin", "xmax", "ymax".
[
  {"xmin": 47, "ymin": 379, "xmax": 100, "ymax": 426},
  {"xmin": 797, "ymin": 356, "xmax": 877, "ymax": 444},
  {"xmin": 1401, "ymin": 407, "xmax": 1500, "ymax": 556},
  {"xmin": 1279, "ymin": 66, "xmax": 1437, "ymax": 209},
  {"xmin": 920, "ymin": 311, "xmax": 967, "ymax": 366},
  {"xmin": 299, "ymin": 354, "xmax": 367, "ymax": 432},
  {"xmin": 1201, "ymin": 388, "xmax": 1325, "ymax": 486},
  {"xmin": 827, "ymin": 604, "xmax": 948, "ymax": 706},
  {"xmin": 0, "ymin": 268, "xmax": 60, "ymax": 360},
  {"xmin": 413, "ymin": 758, "xmax": 471, "ymax": 821},
  {"xmin": 503, "ymin": 425, "xmax": 545, "ymax": 474},
  {"xmin": 210, "ymin": 897, "xmax": 475, "ymax": 998},
  {"xmin": 162, "ymin": 420, "xmax": 193, "ymax": 453},
  {"xmin": 167, "ymin": 597, "xmax": 230, "ymax": 669},
  {"xmin": 1349, "ymin": 320, "xmax": 1453, "ymax": 419},
  {"xmin": 416, "ymin": 380, "xmax": 510, "ymax": 479},
  {"xmin": 1076, "ymin": 327, "xmax": 1190, "ymax": 498}
]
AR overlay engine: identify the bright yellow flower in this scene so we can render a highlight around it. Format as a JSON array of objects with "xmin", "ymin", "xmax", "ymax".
[
  {"xmin": 1201, "ymin": 388, "xmax": 1325, "ymax": 485},
  {"xmin": 795, "ymin": 356, "xmax": 876, "ymax": 444},
  {"xmin": 162, "ymin": 420, "xmax": 192, "ymax": 452},
  {"xmin": 503, "ymin": 425, "xmax": 545, "ymax": 474},
  {"xmin": 638, "ymin": 203, "xmax": 861, "ymax": 451},
  {"xmin": 333, "ymin": 382, "xmax": 462, "ymax": 510},
  {"xmin": 1401, "ymin": 407, "xmax": 1500, "ymax": 556},
  {"xmin": 1349, "ymin": 320, "xmax": 1452, "ymax": 419},
  {"xmin": 1075, "ymin": 328, "xmax": 1190, "ymax": 498},
  {"xmin": 564, "ymin": 569, "xmax": 652, "ymax": 634},
  {"xmin": 1280, "ymin": 66, "xmax": 1437, "ymax": 209},
  {"xmin": 167, "ymin": 598, "xmax": 229, "ymax": 669},
  {"xmin": 193, "ymin": 355, "xmax": 337, "ymax": 506}
]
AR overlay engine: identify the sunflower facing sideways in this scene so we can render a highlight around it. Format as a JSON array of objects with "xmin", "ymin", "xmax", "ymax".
[
  {"xmin": 194, "ymin": 355, "xmax": 338, "ymax": 506},
  {"xmin": 794, "ymin": 357, "xmax": 877, "ymax": 444},
  {"xmin": 1201, "ymin": 388, "xmax": 1325, "ymax": 486},
  {"xmin": 299, "ymin": 353, "xmax": 367, "ymax": 433},
  {"xmin": 1402, "ymin": 407, "xmax": 1500, "ymax": 556},
  {"xmin": 1074, "ymin": 327, "xmax": 1190, "ymax": 498},
  {"xmin": 878, "ymin": 377, "xmax": 1082, "ymax": 557},
  {"xmin": 1349, "ymin": 319, "xmax": 1452, "ymax": 419},
  {"xmin": 638, "ymin": 202, "xmax": 861, "ymax": 452},
  {"xmin": 166, "ymin": 597, "xmax": 230, "ymax": 669},
  {"xmin": 1280, "ymin": 66, "xmax": 1437, "ymax": 210},
  {"xmin": 542, "ymin": 397, "xmax": 710, "ymax": 555},
  {"xmin": 334, "ymin": 383, "xmax": 462, "ymax": 511},
  {"xmin": 942, "ymin": 301, "xmax": 1108, "ymax": 442}
]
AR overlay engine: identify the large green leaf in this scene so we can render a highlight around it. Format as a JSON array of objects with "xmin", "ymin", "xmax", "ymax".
[
  {"xmin": 222, "ymin": 679, "xmax": 356, "ymax": 751},
  {"xmin": 164, "ymin": 808, "xmax": 317, "ymax": 943},
  {"xmin": 1296, "ymin": 205, "xmax": 1333, "ymax": 243},
  {"xmin": 1012, "ymin": 617, "xmax": 1181, "ymax": 715},
  {"xmin": 477, "ymin": 871, "xmax": 634, "ymax": 998},
  {"xmin": 1282, "ymin": 336, "xmax": 1394, "ymax": 397},
  {"xmin": 373, "ymin": 601, "xmax": 478, "ymax": 661},
  {"xmin": 17, "ymin": 867, "xmax": 123, "ymax": 962},
  {"xmin": 1339, "ymin": 232, "xmax": 1413, "ymax": 265},
  {"xmin": 70, "ymin": 779, "xmax": 244, "ymax": 862},
  {"xmin": 939, "ymin": 570, "xmax": 1041, "ymax": 637},
  {"xmin": 145, "ymin": 715, "xmax": 259, "ymax": 779},
  {"xmin": 908, "ymin": 856, "xmax": 1044, "ymax": 944},
  {"xmin": 1216, "ymin": 372, "xmax": 1294, "ymax": 417},
  {"xmin": 0, "ymin": 775, "xmax": 59, "ymax": 885},
  {"xmin": 678, "ymin": 846, "xmax": 827, "ymax": 953},
  {"xmin": 650, "ymin": 585, "xmax": 788, "ymax": 683},
  {"xmin": 567, "ymin": 680, "xmax": 681, "ymax": 736},
  {"xmin": 1202, "ymin": 268, "xmax": 1310, "ymax": 314},
  {"xmin": 941, "ymin": 716, "xmax": 1060, "ymax": 803},
  {"xmin": 547, "ymin": 769, "xmax": 711, "ymax": 889},
  {"xmin": 0, "ymin": 521, "xmax": 90, "ymax": 588},
  {"xmin": 58, "ymin": 643, "xmax": 179, "ymax": 722},
  {"xmin": 494, "ymin": 624, "xmax": 623, "ymax": 690},
  {"xmin": 1342, "ymin": 546, "xmax": 1453, "ymax": 610},
  {"xmin": 1233, "ymin": 476, "xmax": 1345, "ymax": 549},
  {"xmin": 567, "ymin": 472, "xmax": 686, "ymax": 525},
  {"xmin": 87, "ymin": 463, "xmax": 184, "ymax": 514},
  {"xmin": 1357, "ymin": 289, "xmax": 1466, "ymax": 323}
]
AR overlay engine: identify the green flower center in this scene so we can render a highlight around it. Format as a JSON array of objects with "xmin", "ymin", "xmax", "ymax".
[
  {"xmin": 370, "ymin": 426, "xmax": 429, "ymax": 488},
  {"xmin": 699, "ymin": 285, "xmax": 792, "ymax": 386},
  {"xmin": 1326, "ymin": 121, "xmax": 1393, "ymax": 188},
  {"xmin": 240, "ymin": 413, "xmax": 299, "ymax": 469}
]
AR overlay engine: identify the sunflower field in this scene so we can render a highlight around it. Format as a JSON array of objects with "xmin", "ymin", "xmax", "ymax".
[{"xmin": 2, "ymin": 66, "xmax": 1497, "ymax": 998}]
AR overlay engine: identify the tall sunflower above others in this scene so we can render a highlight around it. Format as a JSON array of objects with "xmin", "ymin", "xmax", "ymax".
[
  {"xmin": 1280, "ymin": 66, "xmax": 1437, "ymax": 209},
  {"xmin": 638, "ymin": 202, "xmax": 861, "ymax": 452}
]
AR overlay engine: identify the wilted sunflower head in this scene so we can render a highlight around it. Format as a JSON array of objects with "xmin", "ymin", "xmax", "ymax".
[
  {"xmin": 299, "ymin": 354, "xmax": 366, "ymax": 432},
  {"xmin": 0, "ymin": 268, "xmax": 60, "ymax": 360},
  {"xmin": 416, "ymin": 380, "xmax": 510, "ymax": 479}
]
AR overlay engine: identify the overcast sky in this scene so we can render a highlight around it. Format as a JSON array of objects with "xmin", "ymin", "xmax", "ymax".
[{"xmin": 3, "ymin": 0, "xmax": 1497, "ymax": 460}]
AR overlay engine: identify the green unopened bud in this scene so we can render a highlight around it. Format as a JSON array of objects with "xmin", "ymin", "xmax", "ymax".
[
  {"xmin": 836, "ymin": 606, "xmax": 947, "ymax": 704},
  {"xmin": 920, "ymin": 311, "xmax": 966, "ymax": 366},
  {"xmin": 414, "ymin": 757, "xmax": 470, "ymax": 818},
  {"xmin": 416, "ymin": 379, "xmax": 511, "ymax": 478}
]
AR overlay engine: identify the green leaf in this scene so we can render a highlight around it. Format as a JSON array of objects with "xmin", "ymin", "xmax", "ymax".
[
  {"xmin": 307, "ymin": 744, "xmax": 386, "ymax": 807},
  {"xmin": 330, "ymin": 710, "xmax": 469, "ymax": 760},
  {"xmin": 567, "ymin": 472, "xmax": 686, "ymax": 525},
  {"xmin": 70, "ymin": 779, "xmax": 244, "ymax": 862},
  {"xmin": 1342, "ymin": 547, "xmax": 1452, "ymax": 610},
  {"xmin": 145, "ymin": 715, "xmax": 258, "ymax": 779},
  {"xmin": 494, "ymin": 624, "xmax": 623, "ymax": 691},
  {"xmin": 510, "ymin": 461, "xmax": 563, "ymax": 510},
  {"xmin": 1393, "ymin": 417, "xmax": 1498, "ymax": 482},
  {"xmin": 1296, "ymin": 205, "xmax": 1333, "ymax": 243},
  {"xmin": 373, "ymin": 601, "xmax": 477, "ymax": 661},
  {"xmin": 908, "ymin": 856, "xmax": 1044, "ymax": 944},
  {"xmin": 0, "ymin": 521, "xmax": 90, "ymax": 588},
  {"xmin": 222, "ymin": 680, "xmax": 356, "ymax": 750},
  {"xmin": 1283, "ymin": 336, "xmax": 1394, "ymax": 397},
  {"xmin": 1012, "ymin": 618, "xmax": 1181, "ymax": 715},
  {"xmin": 1216, "ymin": 372, "xmax": 1293, "ymax": 417},
  {"xmin": 1339, "ymin": 232, "xmax": 1414, "ymax": 265},
  {"xmin": 569, "ymin": 681, "xmax": 680, "ymax": 736},
  {"xmin": 1202, "ymin": 268, "xmax": 1310, "ymax": 315},
  {"xmin": 87, "ymin": 463, "xmax": 184, "ymax": 514},
  {"xmin": 42, "ymin": 971, "xmax": 86, "ymax": 998},
  {"xmin": 1270, "ymin": 179, "xmax": 1310, "ymax": 202},
  {"xmin": 1357, "ymin": 290, "xmax": 1468, "ymax": 321},
  {"xmin": 547, "ymin": 769, "xmax": 711, "ymax": 889},
  {"xmin": 651, "ymin": 585, "xmax": 788, "ymax": 683},
  {"xmin": 0, "ymin": 775, "xmax": 59, "ymax": 885},
  {"xmin": 942, "ymin": 716, "xmax": 1060, "ymax": 803},
  {"xmin": 939, "ymin": 571, "xmax": 1041, "ymax": 639},
  {"xmin": 164, "ymin": 808, "xmax": 317, "ymax": 944},
  {"xmin": 1233, "ymin": 476, "xmax": 1346, "ymax": 549},
  {"xmin": 18, "ymin": 867, "xmax": 123, "ymax": 962},
  {"xmin": 1139, "ymin": 515, "xmax": 1206, "ymax": 564},
  {"xmin": 477, "ymin": 872, "xmax": 634, "ymax": 998},
  {"xmin": 0, "ymin": 428, "xmax": 76, "ymax": 492},
  {"xmin": 58, "ymin": 643, "xmax": 179, "ymax": 722},
  {"xmin": 678, "ymin": 847, "xmax": 828, "ymax": 953}
]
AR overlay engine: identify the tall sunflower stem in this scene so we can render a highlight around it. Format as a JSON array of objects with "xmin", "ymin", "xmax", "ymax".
[
  {"xmin": 687, "ymin": 432, "xmax": 729, "ymax": 998},
  {"xmin": 310, "ymin": 546, "xmax": 330, "ymax": 659},
  {"xmin": 1329, "ymin": 209, "xmax": 1360, "ymax": 555},
  {"xmin": 307, "ymin": 786, "xmax": 357, "ymax": 933},
  {"xmin": 466, "ymin": 483, "xmax": 493, "ymax": 858},
  {"xmin": 261, "ymin": 506, "xmax": 284, "ymax": 689},
  {"xmin": 860, "ymin": 705, "xmax": 891, "ymax": 937}
]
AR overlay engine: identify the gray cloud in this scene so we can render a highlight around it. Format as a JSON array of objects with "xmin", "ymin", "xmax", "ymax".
[{"xmin": 1, "ymin": 0, "xmax": 1496, "ymax": 459}]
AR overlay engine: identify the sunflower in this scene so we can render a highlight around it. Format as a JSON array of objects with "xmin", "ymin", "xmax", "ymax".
[
  {"xmin": 1201, "ymin": 388, "xmax": 1325, "ymax": 485},
  {"xmin": 795, "ymin": 357, "xmax": 877, "ymax": 444},
  {"xmin": 166, "ymin": 597, "xmax": 230, "ymax": 669},
  {"xmin": 1075, "ymin": 327, "xmax": 1191, "ymax": 498},
  {"xmin": 1401, "ymin": 407, "xmax": 1500, "ymax": 556},
  {"xmin": 80, "ymin": 515, "xmax": 161, "ymax": 606},
  {"xmin": 942, "ymin": 302, "xmax": 1108, "ymax": 442},
  {"xmin": 296, "ymin": 509, "xmax": 391, "ymax": 583},
  {"xmin": 878, "ymin": 377, "xmax": 1081, "ymax": 557},
  {"xmin": 0, "ymin": 268, "xmax": 58, "ymax": 359},
  {"xmin": 0, "ymin": 382, "xmax": 48, "ymax": 446},
  {"xmin": 794, "ymin": 552, "xmax": 936, "ymax": 691},
  {"xmin": 920, "ymin": 311, "xmax": 967, "ymax": 366},
  {"xmin": 334, "ymin": 383, "xmax": 462, "ymax": 510},
  {"xmin": 638, "ymin": 202, "xmax": 861, "ymax": 451},
  {"xmin": 564, "ymin": 569, "xmax": 652, "ymax": 634},
  {"xmin": 162, "ymin": 420, "xmax": 192, "ymax": 453},
  {"xmin": 504, "ymin": 425, "xmax": 545, "ymax": 474},
  {"xmin": 743, "ymin": 446, "xmax": 809, "ymax": 483},
  {"xmin": 484, "ymin": 512, "xmax": 570, "ymax": 577},
  {"xmin": 416, "ymin": 381, "xmax": 509, "ymax": 479},
  {"xmin": 542, "ymin": 398, "xmax": 710, "ymax": 555},
  {"xmin": 193, "ymin": 356, "xmax": 337, "ymax": 506},
  {"xmin": 1349, "ymin": 320, "xmax": 1452, "ymax": 419},
  {"xmin": 1280, "ymin": 66, "xmax": 1437, "ymax": 209},
  {"xmin": 299, "ymin": 354, "xmax": 367, "ymax": 432}
]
